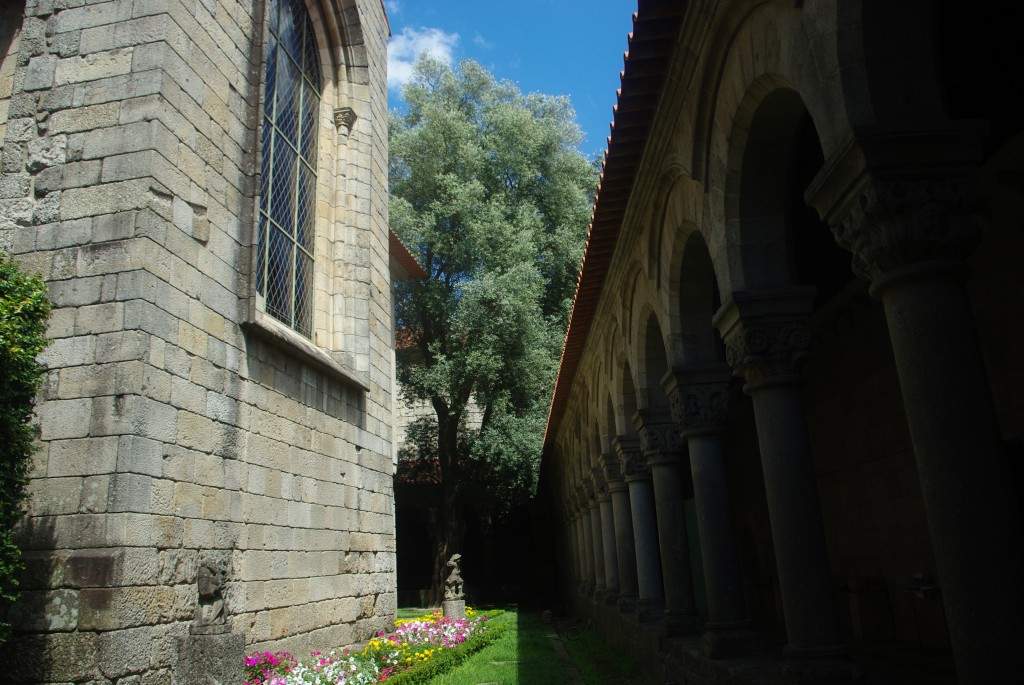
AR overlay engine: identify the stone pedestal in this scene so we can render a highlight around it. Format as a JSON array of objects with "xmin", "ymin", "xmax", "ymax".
[
  {"xmin": 173, "ymin": 626, "xmax": 244, "ymax": 685},
  {"xmin": 442, "ymin": 599, "xmax": 466, "ymax": 621}
]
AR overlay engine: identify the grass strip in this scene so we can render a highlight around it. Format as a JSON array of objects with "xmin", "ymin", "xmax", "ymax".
[
  {"xmin": 560, "ymin": 623, "xmax": 653, "ymax": 685},
  {"xmin": 425, "ymin": 610, "xmax": 578, "ymax": 685}
]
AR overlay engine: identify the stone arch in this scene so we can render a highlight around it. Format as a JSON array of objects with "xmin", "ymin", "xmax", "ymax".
[
  {"xmin": 716, "ymin": 77, "xmax": 854, "ymax": 301},
  {"xmin": 636, "ymin": 311, "xmax": 672, "ymax": 411},
  {"xmin": 672, "ymin": 230, "xmax": 725, "ymax": 366},
  {"xmin": 616, "ymin": 261, "xmax": 645, "ymax": 346},
  {"xmin": 691, "ymin": 2, "xmax": 845, "ymax": 182},
  {"xmin": 603, "ymin": 393, "xmax": 618, "ymax": 451},
  {"xmin": 832, "ymin": 0, "xmax": 946, "ymax": 131},
  {"xmin": 646, "ymin": 160, "xmax": 690, "ymax": 286},
  {"xmin": 618, "ymin": 360, "xmax": 640, "ymax": 435}
]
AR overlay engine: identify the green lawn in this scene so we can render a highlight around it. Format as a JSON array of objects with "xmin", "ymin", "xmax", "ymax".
[{"xmin": 418, "ymin": 608, "xmax": 653, "ymax": 685}]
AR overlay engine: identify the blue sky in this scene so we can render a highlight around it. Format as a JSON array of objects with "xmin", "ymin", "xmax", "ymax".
[{"xmin": 384, "ymin": 0, "xmax": 638, "ymax": 159}]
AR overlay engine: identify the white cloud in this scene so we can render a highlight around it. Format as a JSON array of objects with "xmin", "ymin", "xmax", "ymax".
[
  {"xmin": 388, "ymin": 27, "xmax": 459, "ymax": 91},
  {"xmin": 384, "ymin": 1, "xmax": 400, "ymax": 16},
  {"xmin": 472, "ymin": 32, "xmax": 492, "ymax": 49}
]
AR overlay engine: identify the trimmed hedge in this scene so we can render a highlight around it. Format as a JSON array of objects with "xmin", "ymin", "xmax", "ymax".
[
  {"xmin": 386, "ymin": 610, "xmax": 509, "ymax": 685},
  {"xmin": 0, "ymin": 254, "xmax": 51, "ymax": 644}
]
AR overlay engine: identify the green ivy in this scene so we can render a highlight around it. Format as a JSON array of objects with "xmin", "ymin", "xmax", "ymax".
[{"xmin": 0, "ymin": 254, "xmax": 51, "ymax": 644}]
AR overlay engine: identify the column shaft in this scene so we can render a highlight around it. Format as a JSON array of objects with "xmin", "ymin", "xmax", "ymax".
[
  {"xmin": 599, "ymin": 496, "xmax": 619, "ymax": 596},
  {"xmin": 879, "ymin": 267, "xmax": 1024, "ymax": 681},
  {"xmin": 650, "ymin": 458, "xmax": 697, "ymax": 616},
  {"xmin": 689, "ymin": 433, "xmax": 747, "ymax": 627},
  {"xmin": 627, "ymin": 478, "xmax": 663, "ymax": 606},
  {"xmin": 589, "ymin": 502, "xmax": 606, "ymax": 594},
  {"xmin": 749, "ymin": 381, "xmax": 841, "ymax": 653},
  {"xmin": 609, "ymin": 483, "xmax": 639, "ymax": 601}
]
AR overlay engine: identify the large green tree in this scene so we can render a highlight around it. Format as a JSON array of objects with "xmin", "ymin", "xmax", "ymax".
[{"xmin": 390, "ymin": 57, "xmax": 595, "ymax": 600}]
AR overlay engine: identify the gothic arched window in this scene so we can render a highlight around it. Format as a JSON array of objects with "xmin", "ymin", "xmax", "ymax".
[{"xmin": 257, "ymin": 0, "xmax": 322, "ymax": 337}]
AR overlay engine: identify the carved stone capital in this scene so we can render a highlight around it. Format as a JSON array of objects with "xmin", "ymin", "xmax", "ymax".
[
  {"xmin": 804, "ymin": 126, "xmax": 988, "ymax": 291},
  {"xmin": 591, "ymin": 466, "xmax": 608, "ymax": 493},
  {"xmin": 613, "ymin": 435, "xmax": 649, "ymax": 480},
  {"xmin": 663, "ymin": 365, "xmax": 733, "ymax": 436},
  {"xmin": 599, "ymin": 452, "xmax": 623, "ymax": 484},
  {"xmin": 714, "ymin": 290, "xmax": 815, "ymax": 387},
  {"xmin": 833, "ymin": 177, "xmax": 982, "ymax": 286},
  {"xmin": 634, "ymin": 409, "xmax": 684, "ymax": 464},
  {"xmin": 334, "ymin": 106, "xmax": 357, "ymax": 136}
]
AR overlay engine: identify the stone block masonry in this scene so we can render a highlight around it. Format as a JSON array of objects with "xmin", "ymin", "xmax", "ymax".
[{"xmin": 1, "ymin": 1, "xmax": 397, "ymax": 683}]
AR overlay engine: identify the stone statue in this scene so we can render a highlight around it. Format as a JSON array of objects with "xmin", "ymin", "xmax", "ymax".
[
  {"xmin": 195, "ymin": 556, "xmax": 228, "ymax": 628},
  {"xmin": 444, "ymin": 553, "xmax": 464, "ymax": 601}
]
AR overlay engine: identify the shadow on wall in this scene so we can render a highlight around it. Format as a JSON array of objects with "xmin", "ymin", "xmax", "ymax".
[{"xmin": 6, "ymin": 516, "xmax": 58, "ymax": 683}]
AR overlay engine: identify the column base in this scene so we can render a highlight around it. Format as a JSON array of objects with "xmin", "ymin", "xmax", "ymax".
[
  {"xmin": 636, "ymin": 598, "xmax": 665, "ymax": 623},
  {"xmin": 616, "ymin": 593, "xmax": 638, "ymax": 613},
  {"xmin": 663, "ymin": 610, "xmax": 703, "ymax": 636},
  {"xmin": 603, "ymin": 589, "xmax": 620, "ymax": 606},
  {"xmin": 700, "ymin": 624, "xmax": 762, "ymax": 659},
  {"xmin": 778, "ymin": 650, "xmax": 864, "ymax": 684}
]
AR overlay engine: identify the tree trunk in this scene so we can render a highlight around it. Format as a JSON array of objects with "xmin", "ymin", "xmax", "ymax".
[
  {"xmin": 426, "ymin": 405, "xmax": 464, "ymax": 606},
  {"xmin": 427, "ymin": 484, "xmax": 464, "ymax": 605}
]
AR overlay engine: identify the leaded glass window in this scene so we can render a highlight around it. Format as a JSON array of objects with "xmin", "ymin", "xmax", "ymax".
[{"xmin": 257, "ymin": 0, "xmax": 322, "ymax": 337}]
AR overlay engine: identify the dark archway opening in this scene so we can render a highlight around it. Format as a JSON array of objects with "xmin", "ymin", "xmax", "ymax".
[{"xmin": 396, "ymin": 505, "xmax": 433, "ymax": 606}]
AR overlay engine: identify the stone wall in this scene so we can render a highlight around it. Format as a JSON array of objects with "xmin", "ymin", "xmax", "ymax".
[{"xmin": 1, "ymin": 1, "xmax": 396, "ymax": 682}]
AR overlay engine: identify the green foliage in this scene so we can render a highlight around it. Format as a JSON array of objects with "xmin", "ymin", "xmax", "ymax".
[
  {"xmin": 0, "ymin": 254, "xmax": 51, "ymax": 644},
  {"xmin": 390, "ymin": 56, "xmax": 596, "ymax": 522}
]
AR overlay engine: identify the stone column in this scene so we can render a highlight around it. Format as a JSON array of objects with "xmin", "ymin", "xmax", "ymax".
[
  {"xmin": 574, "ymin": 489, "xmax": 592, "ymax": 596},
  {"xmin": 635, "ymin": 409, "xmax": 700, "ymax": 632},
  {"xmin": 809, "ymin": 157, "xmax": 1024, "ymax": 684},
  {"xmin": 614, "ymin": 435, "xmax": 664, "ymax": 620},
  {"xmin": 664, "ymin": 365, "xmax": 759, "ymax": 657},
  {"xmin": 586, "ymin": 476, "xmax": 608, "ymax": 599},
  {"xmin": 578, "ymin": 485, "xmax": 596, "ymax": 597},
  {"xmin": 594, "ymin": 467, "xmax": 620, "ymax": 602},
  {"xmin": 716, "ymin": 290, "xmax": 857, "ymax": 681},
  {"xmin": 602, "ymin": 449, "xmax": 638, "ymax": 611},
  {"xmin": 565, "ymin": 507, "xmax": 581, "ymax": 590}
]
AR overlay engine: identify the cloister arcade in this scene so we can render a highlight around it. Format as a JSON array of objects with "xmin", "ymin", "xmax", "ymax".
[{"xmin": 539, "ymin": 2, "xmax": 1023, "ymax": 683}]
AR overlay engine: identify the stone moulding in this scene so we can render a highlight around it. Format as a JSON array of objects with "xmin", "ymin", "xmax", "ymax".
[{"xmin": 242, "ymin": 309, "xmax": 370, "ymax": 391}]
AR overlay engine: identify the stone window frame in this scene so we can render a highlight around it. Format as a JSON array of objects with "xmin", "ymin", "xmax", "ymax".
[
  {"xmin": 256, "ymin": 0, "xmax": 322, "ymax": 339},
  {"xmin": 244, "ymin": 0, "xmax": 368, "ymax": 391},
  {"xmin": 0, "ymin": 2, "xmax": 23, "ymax": 162}
]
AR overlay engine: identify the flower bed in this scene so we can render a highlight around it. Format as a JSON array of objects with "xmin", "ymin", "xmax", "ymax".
[{"xmin": 244, "ymin": 608, "xmax": 498, "ymax": 685}]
